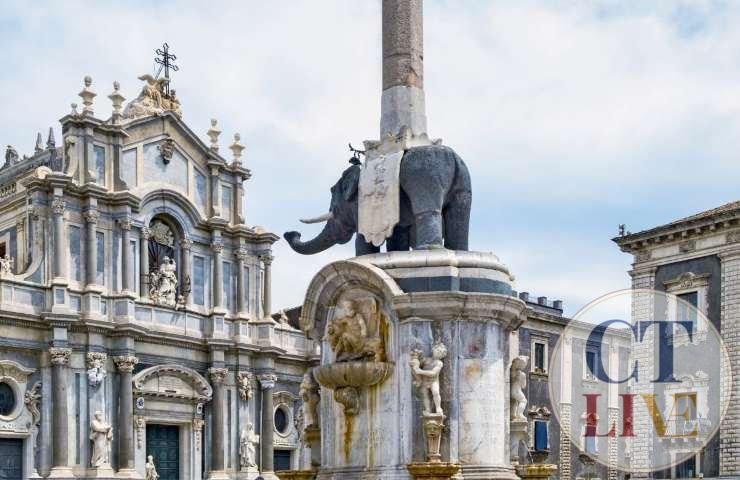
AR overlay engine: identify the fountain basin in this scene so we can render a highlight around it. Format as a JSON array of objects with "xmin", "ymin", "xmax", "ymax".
[{"xmin": 313, "ymin": 361, "xmax": 392, "ymax": 389}]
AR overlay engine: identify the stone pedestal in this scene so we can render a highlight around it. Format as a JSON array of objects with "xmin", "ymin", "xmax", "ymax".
[
  {"xmin": 509, "ymin": 419, "xmax": 529, "ymax": 466},
  {"xmin": 300, "ymin": 251, "xmax": 526, "ymax": 480},
  {"xmin": 406, "ymin": 463, "xmax": 461, "ymax": 480},
  {"xmin": 514, "ymin": 464, "xmax": 558, "ymax": 480}
]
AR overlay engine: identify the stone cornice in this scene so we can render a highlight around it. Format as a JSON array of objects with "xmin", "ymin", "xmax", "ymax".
[{"xmin": 614, "ymin": 216, "xmax": 740, "ymax": 254}]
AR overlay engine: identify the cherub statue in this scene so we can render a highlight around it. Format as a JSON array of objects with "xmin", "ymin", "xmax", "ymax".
[
  {"xmin": 409, "ymin": 341, "xmax": 447, "ymax": 416},
  {"xmin": 89, "ymin": 411, "xmax": 113, "ymax": 467},
  {"xmin": 145, "ymin": 455, "xmax": 159, "ymax": 480},
  {"xmin": 510, "ymin": 356, "xmax": 529, "ymax": 421}
]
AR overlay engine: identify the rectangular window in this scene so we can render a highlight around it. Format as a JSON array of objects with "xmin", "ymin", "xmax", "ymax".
[
  {"xmin": 677, "ymin": 291, "xmax": 698, "ymax": 323},
  {"xmin": 534, "ymin": 421, "xmax": 548, "ymax": 451},
  {"xmin": 69, "ymin": 225, "xmax": 81, "ymax": 282},
  {"xmin": 194, "ymin": 169, "xmax": 208, "ymax": 213},
  {"xmin": 193, "ymin": 256, "xmax": 205, "ymax": 306},
  {"xmin": 585, "ymin": 349, "xmax": 598, "ymax": 380},
  {"xmin": 221, "ymin": 185, "xmax": 233, "ymax": 223},
  {"xmin": 223, "ymin": 261, "xmax": 234, "ymax": 312},
  {"xmin": 96, "ymin": 231, "xmax": 105, "ymax": 285},
  {"xmin": 93, "ymin": 145, "xmax": 106, "ymax": 185},
  {"xmin": 534, "ymin": 342, "xmax": 546, "ymax": 372}
]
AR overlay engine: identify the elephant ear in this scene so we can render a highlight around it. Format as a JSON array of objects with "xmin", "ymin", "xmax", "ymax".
[{"xmin": 340, "ymin": 165, "xmax": 361, "ymax": 201}]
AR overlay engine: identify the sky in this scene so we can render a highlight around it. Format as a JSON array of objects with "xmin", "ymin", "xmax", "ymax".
[{"xmin": 2, "ymin": 0, "xmax": 740, "ymax": 317}]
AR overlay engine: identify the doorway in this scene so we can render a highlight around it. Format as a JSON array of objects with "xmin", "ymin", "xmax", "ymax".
[
  {"xmin": 146, "ymin": 424, "xmax": 179, "ymax": 480},
  {"xmin": 0, "ymin": 438, "xmax": 23, "ymax": 479}
]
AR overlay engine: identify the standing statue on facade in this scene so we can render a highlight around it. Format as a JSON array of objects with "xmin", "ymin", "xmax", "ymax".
[
  {"xmin": 510, "ymin": 356, "xmax": 529, "ymax": 421},
  {"xmin": 410, "ymin": 341, "xmax": 447, "ymax": 416},
  {"xmin": 299, "ymin": 370, "xmax": 321, "ymax": 427},
  {"xmin": 240, "ymin": 423, "xmax": 259, "ymax": 470},
  {"xmin": 149, "ymin": 256, "xmax": 178, "ymax": 307},
  {"xmin": 145, "ymin": 455, "xmax": 160, "ymax": 480},
  {"xmin": 89, "ymin": 411, "xmax": 113, "ymax": 467}
]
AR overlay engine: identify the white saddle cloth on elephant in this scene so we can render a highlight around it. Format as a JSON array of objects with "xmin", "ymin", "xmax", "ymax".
[{"xmin": 358, "ymin": 150, "xmax": 403, "ymax": 247}]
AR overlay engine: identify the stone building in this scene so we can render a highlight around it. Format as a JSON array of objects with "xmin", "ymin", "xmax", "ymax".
[
  {"xmin": 0, "ymin": 74, "xmax": 314, "ymax": 479},
  {"xmin": 614, "ymin": 201, "xmax": 740, "ymax": 479}
]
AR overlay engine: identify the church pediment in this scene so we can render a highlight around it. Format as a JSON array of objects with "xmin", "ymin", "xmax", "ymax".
[{"xmin": 133, "ymin": 364, "xmax": 212, "ymax": 402}]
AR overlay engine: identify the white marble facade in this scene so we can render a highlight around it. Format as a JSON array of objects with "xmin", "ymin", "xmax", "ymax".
[{"xmin": 0, "ymin": 75, "xmax": 313, "ymax": 479}]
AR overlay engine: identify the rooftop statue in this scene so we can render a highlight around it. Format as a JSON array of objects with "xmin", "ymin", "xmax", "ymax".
[{"xmin": 123, "ymin": 74, "xmax": 182, "ymax": 120}]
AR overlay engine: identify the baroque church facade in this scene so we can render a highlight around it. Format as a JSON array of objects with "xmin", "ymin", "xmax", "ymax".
[{"xmin": 0, "ymin": 74, "xmax": 314, "ymax": 479}]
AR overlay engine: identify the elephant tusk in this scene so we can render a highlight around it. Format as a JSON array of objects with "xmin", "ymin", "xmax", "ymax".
[{"xmin": 299, "ymin": 212, "xmax": 334, "ymax": 224}]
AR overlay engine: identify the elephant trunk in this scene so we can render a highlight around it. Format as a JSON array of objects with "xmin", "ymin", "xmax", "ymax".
[{"xmin": 284, "ymin": 224, "xmax": 338, "ymax": 255}]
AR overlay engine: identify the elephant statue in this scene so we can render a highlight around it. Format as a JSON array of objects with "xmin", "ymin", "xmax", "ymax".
[{"xmin": 284, "ymin": 144, "xmax": 472, "ymax": 256}]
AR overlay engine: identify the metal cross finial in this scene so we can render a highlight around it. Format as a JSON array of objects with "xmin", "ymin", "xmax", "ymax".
[{"xmin": 155, "ymin": 43, "xmax": 179, "ymax": 96}]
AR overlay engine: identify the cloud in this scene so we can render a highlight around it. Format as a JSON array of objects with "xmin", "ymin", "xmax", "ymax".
[{"xmin": 1, "ymin": 1, "xmax": 738, "ymax": 316}]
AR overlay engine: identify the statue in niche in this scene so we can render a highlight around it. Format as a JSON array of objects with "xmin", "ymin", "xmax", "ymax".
[
  {"xmin": 89, "ymin": 411, "xmax": 113, "ymax": 467},
  {"xmin": 240, "ymin": 423, "xmax": 259, "ymax": 470},
  {"xmin": 510, "ymin": 356, "xmax": 529, "ymax": 421},
  {"xmin": 326, "ymin": 297, "xmax": 385, "ymax": 362},
  {"xmin": 145, "ymin": 455, "xmax": 160, "ymax": 480},
  {"xmin": 410, "ymin": 341, "xmax": 447, "ymax": 416},
  {"xmin": 299, "ymin": 370, "xmax": 320, "ymax": 427},
  {"xmin": 149, "ymin": 256, "xmax": 178, "ymax": 307}
]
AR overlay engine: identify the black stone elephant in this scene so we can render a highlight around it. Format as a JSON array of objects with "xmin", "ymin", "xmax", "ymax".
[{"xmin": 284, "ymin": 144, "xmax": 472, "ymax": 256}]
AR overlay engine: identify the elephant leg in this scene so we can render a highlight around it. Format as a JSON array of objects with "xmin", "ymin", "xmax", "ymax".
[
  {"xmin": 355, "ymin": 234, "xmax": 380, "ymax": 256},
  {"xmin": 413, "ymin": 209, "xmax": 444, "ymax": 250},
  {"xmin": 444, "ymin": 191, "xmax": 471, "ymax": 250},
  {"xmin": 386, "ymin": 225, "xmax": 411, "ymax": 251}
]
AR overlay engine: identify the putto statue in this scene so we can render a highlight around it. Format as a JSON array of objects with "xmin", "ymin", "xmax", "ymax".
[
  {"xmin": 510, "ymin": 356, "xmax": 529, "ymax": 421},
  {"xmin": 149, "ymin": 256, "xmax": 178, "ymax": 307},
  {"xmin": 89, "ymin": 411, "xmax": 113, "ymax": 467},
  {"xmin": 326, "ymin": 298, "xmax": 385, "ymax": 362},
  {"xmin": 145, "ymin": 455, "xmax": 159, "ymax": 480},
  {"xmin": 239, "ymin": 423, "xmax": 259, "ymax": 470},
  {"xmin": 299, "ymin": 370, "xmax": 320, "ymax": 427},
  {"xmin": 86, "ymin": 352, "xmax": 107, "ymax": 388},
  {"xmin": 237, "ymin": 372, "xmax": 254, "ymax": 402},
  {"xmin": 410, "ymin": 341, "xmax": 447, "ymax": 416}
]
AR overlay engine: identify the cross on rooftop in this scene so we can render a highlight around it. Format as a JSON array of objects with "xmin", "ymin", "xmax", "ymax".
[{"xmin": 155, "ymin": 43, "xmax": 178, "ymax": 96}]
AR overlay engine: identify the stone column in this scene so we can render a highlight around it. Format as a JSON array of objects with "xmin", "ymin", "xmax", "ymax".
[
  {"xmin": 380, "ymin": 0, "xmax": 426, "ymax": 138},
  {"xmin": 212, "ymin": 240, "xmax": 224, "ymax": 310},
  {"xmin": 235, "ymin": 182, "xmax": 245, "ymax": 225},
  {"xmin": 180, "ymin": 236, "xmax": 193, "ymax": 304},
  {"xmin": 236, "ymin": 247, "xmax": 248, "ymax": 315},
  {"xmin": 49, "ymin": 347, "xmax": 72, "ymax": 476},
  {"xmin": 140, "ymin": 227, "xmax": 151, "ymax": 297},
  {"xmin": 208, "ymin": 367, "xmax": 229, "ymax": 477},
  {"xmin": 51, "ymin": 197, "xmax": 66, "ymax": 280},
  {"xmin": 259, "ymin": 253, "xmax": 273, "ymax": 319},
  {"xmin": 119, "ymin": 217, "xmax": 133, "ymax": 293},
  {"xmin": 113, "ymin": 355, "xmax": 139, "ymax": 475},
  {"xmin": 258, "ymin": 374, "xmax": 277, "ymax": 474},
  {"xmin": 84, "ymin": 209, "xmax": 99, "ymax": 286},
  {"xmin": 15, "ymin": 218, "xmax": 25, "ymax": 272}
]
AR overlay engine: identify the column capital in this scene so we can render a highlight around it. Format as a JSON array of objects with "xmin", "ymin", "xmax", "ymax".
[
  {"xmin": 85, "ymin": 351, "xmax": 107, "ymax": 367},
  {"xmin": 258, "ymin": 373, "xmax": 277, "ymax": 390},
  {"xmin": 180, "ymin": 235, "xmax": 193, "ymax": 251},
  {"xmin": 113, "ymin": 355, "xmax": 139, "ymax": 372},
  {"xmin": 83, "ymin": 209, "xmax": 99, "ymax": 224},
  {"xmin": 140, "ymin": 226, "xmax": 151, "ymax": 240},
  {"xmin": 259, "ymin": 252, "xmax": 274, "ymax": 266},
  {"xmin": 118, "ymin": 217, "xmax": 132, "ymax": 231},
  {"xmin": 49, "ymin": 347, "xmax": 72, "ymax": 366},
  {"xmin": 211, "ymin": 240, "xmax": 224, "ymax": 254},
  {"xmin": 51, "ymin": 197, "xmax": 66, "ymax": 216},
  {"xmin": 208, "ymin": 367, "xmax": 229, "ymax": 384},
  {"xmin": 235, "ymin": 246, "xmax": 250, "ymax": 262}
]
